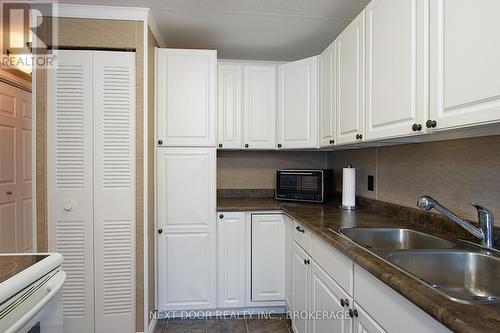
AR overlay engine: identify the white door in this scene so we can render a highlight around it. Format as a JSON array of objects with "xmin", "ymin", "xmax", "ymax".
[
  {"xmin": 365, "ymin": 0, "xmax": 428, "ymax": 140},
  {"xmin": 157, "ymin": 148, "xmax": 216, "ymax": 310},
  {"xmin": 278, "ymin": 56, "xmax": 319, "ymax": 149},
  {"xmin": 217, "ymin": 212, "xmax": 246, "ymax": 308},
  {"xmin": 243, "ymin": 65, "xmax": 276, "ymax": 150},
  {"xmin": 336, "ymin": 11, "xmax": 365, "ymax": 145},
  {"xmin": 217, "ymin": 63, "xmax": 242, "ymax": 149},
  {"xmin": 156, "ymin": 48, "xmax": 216, "ymax": 147},
  {"xmin": 319, "ymin": 42, "xmax": 336, "ymax": 147},
  {"xmin": 292, "ymin": 242, "xmax": 310, "ymax": 333},
  {"xmin": 0, "ymin": 81, "xmax": 32, "ymax": 252},
  {"xmin": 47, "ymin": 50, "xmax": 95, "ymax": 333},
  {"xmin": 309, "ymin": 261, "xmax": 352, "ymax": 333},
  {"xmin": 353, "ymin": 305, "xmax": 386, "ymax": 333},
  {"xmin": 251, "ymin": 214, "xmax": 285, "ymax": 301},
  {"xmin": 429, "ymin": 0, "xmax": 500, "ymax": 130},
  {"xmin": 92, "ymin": 51, "xmax": 136, "ymax": 332}
]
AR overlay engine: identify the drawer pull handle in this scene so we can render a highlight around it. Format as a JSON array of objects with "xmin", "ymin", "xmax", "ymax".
[
  {"xmin": 304, "ymin": 259, "xmax": 310, "ymax": 265},
  {"xmin": 348, "ymin": 309, "xmax": 358, "ymax": 318},
  {"xmin": 295, "ymin": 226, "xmax": 305, "ymax": 233}
]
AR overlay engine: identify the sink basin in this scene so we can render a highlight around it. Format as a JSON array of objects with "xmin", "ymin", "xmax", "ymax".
[
  {"xmin": 338, "ymin": 227, "xmax": 457, "ymax": 251},
  {"xmin": 386, "ymin": 251, "xmax": 500, "ymax": 303}
]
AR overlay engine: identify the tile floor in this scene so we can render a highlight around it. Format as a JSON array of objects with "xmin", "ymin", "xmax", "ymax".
[{"xmin": 154, "ymin": 317, "xmax": 293, "ymax": 333}]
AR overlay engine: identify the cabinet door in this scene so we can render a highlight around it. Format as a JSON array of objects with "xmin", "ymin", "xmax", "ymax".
[
  {"xmin": 336, "ymin": 11, "xmax": 365, "ymax": 145},
  {"xmin": 429, "ymin": 0, "xmax": 500, "ymax": 130},
  {"xmin": 353, "ymin": 305, "xmax": 386, "ymax": 333},
  {"xmin": 251, "ymin": 214, "xmax": 285, "ymax": 301},
  {"xmin": 284, "ymin": 215, "xmax": 294, "ymax": 309},
  {"xmin": 366, "ymin": 0, "xmax": 428, "ymax": 140},
  {"xmin": 278, "ymin": 56, "xmax": 319, "ymax": 149},
  {"xmin": 243, "ymin": 65, "xmax": 276, "ymax": 149},
  {"xmin": 156, "ymin": 48, "xmax": 216, "ymax": 147},
  {"xmin": 217, "ymin": 64, "xmax": 242, "ymax": 149},
  {"xmin": 217, "ymin": 212, "xmax": 246, "ymax": 308},
  {"xmin": 309, "ymin": 262, "xmax": 352, "ymax": 333},
  {"xmin": 157, "ymin": 148, "xmax": 216, "ymax": 310},
  {"xmin": 319, "ymin": 42, "xmax": 336, "ymax": 147},
  {"xmin": 292, "ymin": 242, "xmax": 310, "ymax": 333}
]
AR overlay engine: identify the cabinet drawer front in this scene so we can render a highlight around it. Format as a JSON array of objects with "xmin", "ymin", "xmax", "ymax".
[
  {"xmin": 354, "ymin": 265, "xmax": 451, "ymax": 333},
  {"xmin": 311, "ymin": 235, "xmax": 353, "ymax": 296},
  {"xmin": 293, "ymin": 221, "xmax": 312, "ymax": 254}
]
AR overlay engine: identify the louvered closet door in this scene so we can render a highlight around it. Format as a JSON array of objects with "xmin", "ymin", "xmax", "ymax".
[
  {"xmin": 47, "ymin": 50, "xmax": 95, "ymax": 333},
  {"xmin": 93, "ymin": 51, "xmax": 135, "ymax": 332}
]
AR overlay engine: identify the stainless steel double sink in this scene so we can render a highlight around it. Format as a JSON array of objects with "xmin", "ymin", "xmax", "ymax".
[{"xmin": 336, "ymin": 227, "xmax": 500, "ymax": 303}]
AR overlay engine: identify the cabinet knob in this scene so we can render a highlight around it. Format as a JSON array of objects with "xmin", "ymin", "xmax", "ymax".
[
  {"xmin": 344, "ymin": 298, "xmax": 349, "ymax": 307},
  {"xmin": 157, "ymin": 228, "xmax": 163, "ymax": 234},
  {"xmin": 412, "ymin": 123, "xmax": 418, "ymax": 131},
  {"xmin": 245, "ymin": 144, "xmax": 249, "ymax": 148},
  {"xmin": 353, "ymin": 309, "xmax": 358, "ymax": 317},
  {"xmin": 304, "ymin": 259, "xmax": 310, "ymax": 265},
  {"xmin": 329, "ymin": 139, "xmax": 334, "ymax": 144},
  {"xmin": 277, "ymin": 144, "xmax": 282, "ymax": 148},
  {"xmin": 417, "ymin": 124, "xmax": 422, "ymax": 131},
  {"xmin": 340, "ymin": 299, "xmax": 345, "ymax": 307},
  {"xmin": 426, "ymin": 120, "xmax": 437, "ymax": 128},
  {"xmin": 349, "ymin": 309, "xmax": 353, "ymax": 318},
  {"xmin": 358, "ymin": 134, "xmax": 363, "ymax": 140},
  {"xmin": 219, "ymin": 214, "xmax": 224, "ymax": 219},
  {"xmin": 296, "ymin": 226, "xmax": 305, "ymax": 233},
  {"xmin": 218, "ymin": 143, "xmax": 223, "ymax": 148},
  {"xmin": 6, "ymin": 191, "xmax": 12, "ymax": 195},
  {"xmin": 158, "ymin": 140, "xmax": 163, "ymax": 145}
]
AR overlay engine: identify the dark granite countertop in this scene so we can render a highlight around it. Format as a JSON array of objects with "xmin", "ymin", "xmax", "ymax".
[{"xmin": 217, "ymin": 196, "xmax": 500, "ymax": 333}]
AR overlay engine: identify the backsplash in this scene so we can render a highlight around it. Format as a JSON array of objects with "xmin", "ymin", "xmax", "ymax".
[
  {"xmin": 327, "ymin": 135, "xmax": 500, "ymax": 224},
  {"xmin": 217, "ymin": 150, "xmax": 327, "ymax": 189}
]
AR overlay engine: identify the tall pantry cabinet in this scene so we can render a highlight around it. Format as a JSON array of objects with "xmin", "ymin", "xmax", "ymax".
[
  {"xmin": 47, "ymin": 50, "xmax": 136, "ymax": 333},
  {"xmin": 155, "ymin": 49, "xmax": 217, "ymax": 310}
]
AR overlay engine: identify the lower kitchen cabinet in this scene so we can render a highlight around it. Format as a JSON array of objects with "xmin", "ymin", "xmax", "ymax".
[
  {"xmin": 284, "ymin": 215, "xmax": 294, "ymax": 308},
  {"xmin": 292, "ymin": 243, "xmax": 310, "ymax": 333},
  {"xmin": 251, "ymin": 214, "xmax": 286, "ymax": 302},
  {"xmin": 352, "ymin": 304, "xmax": 385, "ymax": 333},
  {"xmin": 310, "ymin": 261, "xmax": 352, "ymax": 333},
  {"xmin": 217, "ymin": 212, "xmax": 246, "ymax": 308}
]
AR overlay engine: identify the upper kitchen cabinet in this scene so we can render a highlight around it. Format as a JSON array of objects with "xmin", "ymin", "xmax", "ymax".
[
  {"xmin": 217, "ymin": 64, "xmax": 243, "ymax": 149},
  {"xmin": 429, "ymin": 0, "xmax": 500, "ymax": 131},
  {"xmin": 365, "ymin": 0, "xmax": 428, "ymax": 140},
  {"xmin": 243, "ymin": 65, "xmax": 277, "ymax": 150},
  {"xmin": 217, "ymin": 62, "xmax": 277, "ymax": 150},
  {"xmin": 156, "ymin": 48, "xmax": 217, "ymax": 147},
  {"xmin": 319, "ymin": 41, "xmax": 336, "ymax": 147},
  {"xmin": 278, "ymin": 56, "xmax": 319, "ymax": 149},
  {"xmin": 336, "ymin": 11, "xmax": 365, "ymax": 145}
]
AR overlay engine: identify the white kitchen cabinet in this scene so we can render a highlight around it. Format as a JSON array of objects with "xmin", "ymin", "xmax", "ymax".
[
  {"xmin": 336, "ymin": 11, "xmax": 365, "ymax": 145},
  {"xmin": 429, "ymin": 0, "xmax": 500, "ymax": 130},
  {"xmin": 319, "ymin": 42, "xmax": 336, "ymax": 147},
  {"xmin": 243, "ymin": 65, "xmax": 277, "ymax": 149},
  {"xmin": 157, "ymin": 148, "xmax": 216, "ymax": 310},
  {"xmin": 278, "ymin": 56, "xmax": 319, "ymax": 149},
  {"xmin": 156, "ymin": 48, "xmax": 216, "ymax": 147},
  {"xmin": 284, "ymin": 215, "xmax": 294, "ymax": 308},
  {"xmin": 365, "ymin": 0, "xmax": 429, "ymax": 140},
  {"xmin": 309, "ymin": 261, "xmax": 352, "ymax": 333},
  {"xmin": 251, "ymin": 214, "xmax": 285, "ymax": 302},
  {"xmin": 217, "ymin": 64, "xmax": 242, "ymax": 149},
  {"xmin": 292, "ymin": 242, "xmax": 310, "ymax": 333},
  {"xmin": 352, "ymin": 305, "xmax": 385, "ymax": 333},
  {"xmin": 217, "ymin": 212, "xmax": 246, "ymax": 308}
]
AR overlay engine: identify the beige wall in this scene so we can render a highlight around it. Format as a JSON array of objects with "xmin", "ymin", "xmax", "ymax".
[
  {"xmin": 327, "ymin": 135, "xmax": 500, "ymax": 224},
  {"xmin": 35, "ymin": 17, "xmax": 146, "ymax": 331},
  {"xmin": 217, "ymin": 151, "xmax": 327, "ymax": 189}
]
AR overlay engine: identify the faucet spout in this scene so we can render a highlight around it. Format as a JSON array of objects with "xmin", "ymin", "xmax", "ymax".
[{"xmin": 416, "ymin": 195, "xmax": 495, "ymax": 248}]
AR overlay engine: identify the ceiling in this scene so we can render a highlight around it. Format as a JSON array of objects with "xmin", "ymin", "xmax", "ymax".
[{"xmin": 59, "ymin": 0, "xmax": 369, "ymax": 61}]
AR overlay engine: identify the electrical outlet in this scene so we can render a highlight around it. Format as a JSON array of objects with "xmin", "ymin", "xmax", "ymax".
[{"xmin": 368, "ymin": 175, "xmax": 374, "ymax": 192}]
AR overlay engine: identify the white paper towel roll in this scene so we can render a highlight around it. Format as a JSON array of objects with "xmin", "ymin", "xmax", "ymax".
[{"xmin": 342, "ymin": 166, "xmax": 356, "ymax": 208}]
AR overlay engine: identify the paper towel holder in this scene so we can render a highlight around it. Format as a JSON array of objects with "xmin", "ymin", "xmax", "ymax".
[{"xmin": 339, "ymin": 164, "xmax": 358, "ymax": 210}]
